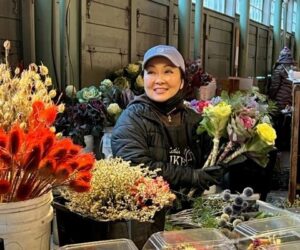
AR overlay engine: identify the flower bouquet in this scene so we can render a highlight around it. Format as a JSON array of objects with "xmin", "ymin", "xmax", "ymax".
[
  {"xmin": 195, "ymin": 89, "xmax": 277, "ymax": 168},
  {"xmin": 0, "ymin": 41, "xmax": 95, "ymax": 202},
  {"xmin": 0, "ymin": 40, "xmax": 95, "ymax": 249},
  {"xmin": 55, "ymin": 158, "xmax": 175, "ymax": 248}
]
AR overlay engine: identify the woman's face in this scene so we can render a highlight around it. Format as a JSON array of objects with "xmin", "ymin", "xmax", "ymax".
[{"xmin": 143, "ymin": 57, "xmax": 183, "ymax": 102}]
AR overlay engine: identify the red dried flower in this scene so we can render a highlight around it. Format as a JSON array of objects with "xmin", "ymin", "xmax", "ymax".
[
  {"xmin": 0, "ymin": 179, "xmax": 10, "ymax": 194},
  {"xmin": 38, "ymin": 158, "xmax": 56, "ymax": 176},
  {"xmin": 69, "ymin": 179, "xmax": 91, "ymax": 192},
  {"xmin": 16, "ymin": 182, "xmax": 33, "ymax": 201},
  {"xmin": 8, "ymin": 125, "xmax": 23, "ymax": 155},
  {"xmin": 0, "ymin": 102, "xmax": 95, "ymax": 202}
]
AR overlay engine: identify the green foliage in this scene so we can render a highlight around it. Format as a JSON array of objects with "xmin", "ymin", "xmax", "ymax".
[{"xmin": 192, "ymin": 197, "xmax": 221, "ymax": 228}]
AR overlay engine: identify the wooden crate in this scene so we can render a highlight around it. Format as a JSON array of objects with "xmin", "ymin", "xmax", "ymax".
[
  {"xmin": 289, "ymin": 84, "xmax": 300, "ymax": 202},
  {"xmin": 217, "ymin": 77, "xmax": 254, "ymax": 94}
]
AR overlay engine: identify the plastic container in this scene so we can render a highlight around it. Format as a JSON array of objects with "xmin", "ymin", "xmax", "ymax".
[
  {"xmin": 142, "ymin": 228, "xmax": 233, "ymax": 250},
  {"xmin": 234, "ymin": 215, "xmax": 300, "ymax": 237},
  {"xmin": 275, "ymin": 241, "xmax": 300, "ymax": 249},
  {"xmin": 0, "ymin": 192, "xmax": 53, "ymax": 250},
  {"xmin": 256, "ymin": 200, "xmax": 290, "ymax": 216},
  {"xmin": 58, "ymin": 239, "xmax": 138, "ymax": 250},
  {"xmin": 233, "ymin": 227, "xmax": 300, "ymax": 249}
]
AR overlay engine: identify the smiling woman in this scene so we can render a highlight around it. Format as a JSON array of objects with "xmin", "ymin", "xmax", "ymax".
[
  {"xmin": 111, "ymin": 45, "xmax": 226, "ymax": 211},
  {"xmin": 143, "ymin": 57, "xmax": 183, "ymax": 102}
]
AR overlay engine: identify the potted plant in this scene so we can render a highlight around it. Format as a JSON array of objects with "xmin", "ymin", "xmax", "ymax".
[
  {"xmin": 0, "ymin": 41, "xmax": 95, "ymax": 250},
  {"xmin": 55, "ymin": 95, "xmax": 108, "ymax": 158},
  {"xmin": 54, "ymin": 158, "xmax": 176, "ymax": 249}
]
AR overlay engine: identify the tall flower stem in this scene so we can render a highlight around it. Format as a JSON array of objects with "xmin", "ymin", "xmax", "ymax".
[
  {"xmin": 223, "ymin": 144, "xmax": 247, "ymax": 164},
  {"xmin": 203, "ymin": 150, "xmax": 213, "ymax": 168},
  {"xmin": 210, "ymin": 137, "xmax": 220, "ymax": 166},
  {"xmin": 217, "ymin": 140, "xmax": 234, "ymax": 164}
]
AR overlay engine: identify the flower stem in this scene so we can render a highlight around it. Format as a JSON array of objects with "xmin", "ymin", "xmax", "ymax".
[
  {"xmin": 217, "ymin": 141, "xmax": 234, "ymax": 164},
  {"xmin": 203, "ymin": 150, "xmax": 213, "ymax": 168},
  {"xmin": 223, "ymin": 145, "xmax": 247, "ymax": 164},
  {"xmin": 210, "ymin": 137, "xmax": 220, "ymax": 166}
]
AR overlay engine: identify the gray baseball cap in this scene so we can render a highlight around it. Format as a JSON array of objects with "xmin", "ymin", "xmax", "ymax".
[{"xmin": 142, "ymin": 45, "xmax": 185, "ymax": 73}]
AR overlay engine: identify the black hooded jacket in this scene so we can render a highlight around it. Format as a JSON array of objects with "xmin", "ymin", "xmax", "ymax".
[{"xmin": 111, "ymin": 94, "xmax": 211, "ymax": 191}]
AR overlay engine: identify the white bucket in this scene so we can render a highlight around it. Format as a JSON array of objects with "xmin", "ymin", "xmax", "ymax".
[{"xmin": 0, "ymin": 192, "xmax": 53, "ymax": 250}]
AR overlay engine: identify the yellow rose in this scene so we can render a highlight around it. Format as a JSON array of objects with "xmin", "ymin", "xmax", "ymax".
[
  {"xmin": 213, "ymin": 102, "xmax": 232, "ymax": 118},
  {"xmin": 256, "ymin": 123, "xmax": 277, "ymax": 145}
]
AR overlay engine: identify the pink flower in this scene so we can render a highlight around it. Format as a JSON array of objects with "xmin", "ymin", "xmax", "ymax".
[
  {"xmin": 239, "ymin": 115, "xmax": 255, "ymax": 129},
  {"xmin": 196, "ymin": 100, "xmax": 210, "ymax": 113}
]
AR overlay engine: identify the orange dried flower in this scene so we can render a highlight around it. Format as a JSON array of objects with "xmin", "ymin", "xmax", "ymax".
[
  {"xmin": 55, "ymin": 163, "xmax": 73, "ymax": 181},
  {"xmin": 69, "ymin": 179, "xmax": 91, "ymax": 192},
  {"xmin": 0, "ymin": 101, "xmax": 95, "ymax": 202},
  {"xmin": 38, "ymin": 158, "xmax": 56, "ymax": 176}
]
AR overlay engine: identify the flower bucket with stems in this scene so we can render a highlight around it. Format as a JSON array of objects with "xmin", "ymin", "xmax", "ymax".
[
  {"xmin": 0, "ymin": 192, "xmax": 53, "ymax": 250},
  {"xmin": 53, "ymin": 196, "xmax": 166, "ymax": 250},
  {"xmin": 55, "ymin": 158, "xmax": 176, "ymax": 249},
  {"xmin": 0, "ymin": 40, "xmax": 96, "ymax": 250}
]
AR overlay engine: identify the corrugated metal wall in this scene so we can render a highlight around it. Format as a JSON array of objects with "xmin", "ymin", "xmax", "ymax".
[{"xmin": 0, "ymin": 0, "xmax": 22, "ymax": 68}]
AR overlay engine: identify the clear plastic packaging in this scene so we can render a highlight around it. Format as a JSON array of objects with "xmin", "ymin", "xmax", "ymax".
[
  {"xmin": 256, "ymin": 200, "xmax": 290, "ymax": 216},
  {"xmin": 142, "ymin": 228, "xmax": 233, "ymax": 250},
  {"xmin": 234, "ymin": 215, "xmax": 300, "ymax": 237},
  {"xmin": 58, "ymin": 239, "xmax": 138, "ymax": 250},
  {"xmin": 233, "ymin": 227, "xmax": 300, "ymax": 249},
  {"xmin": 275, "ymin": 241, "xmax": 300, "ymax": 249}
]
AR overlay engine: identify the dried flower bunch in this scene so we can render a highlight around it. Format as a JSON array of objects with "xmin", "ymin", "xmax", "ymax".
[
  {"xmin": 61, "ymin": 158, "xmax": 176, "ymax": 222},
  {"xmin": 0, "ymin": 101, "xmax": 95, "ymax": 202},
  {"xmin": 0, "ymin": 40, "xmax": 95, "ymax": 202},
  {"xmin": 0, "ymin": 40, "xmax": 62, "ymax": 131}
]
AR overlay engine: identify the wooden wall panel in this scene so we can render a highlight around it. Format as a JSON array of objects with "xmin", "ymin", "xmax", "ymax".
[
  {"xmin": 92, "ymin": 0, "xmax": 129, "ymax": 9},
  {"xmin": 257, "ymin": 29, "xmax": 268, "ymax": 76},
  {"xmin": 81, "ymin": 0, "xmax": 176, "ymax": 85},
  {"xmin": 81, "ymin": 1, "xmax": 130, "ymax": 86},
  {"xmin": 204, "ymin": 14, "xmax": 233, "ymax": 78},
  {"xmin": 82, "ymin": 45, "xmax": 129, "ymax": 86},
  {"xmin": 136, "ymin": 1, "xmax": 169, "ymax": 57},
  {"xmin": 88, "ymin": 2, "xmax": 129, "ymax": 29},
  {"xmin": 0, "ymin": 0, "xmax": 22, "ymax": 68}
]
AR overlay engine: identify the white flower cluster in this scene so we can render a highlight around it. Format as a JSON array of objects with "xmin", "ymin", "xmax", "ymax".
[
  {"xmin": 0, "ymin": 41, "xmax": 64, "ymax": 130},
  {"xmin": 61, "ymin": 158, "xmax": 175, "ymax": 222}
]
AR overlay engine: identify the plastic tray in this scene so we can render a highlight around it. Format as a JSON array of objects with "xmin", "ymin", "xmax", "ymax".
[
  {"xmin": 234, "ymin": 215, "xmax": 300, "ymax": 237},
  {"xmin": 233, "ymin": 227, "xmax": 300, "ymax": 249},
  {"xmin": 275, "ymin": 241, "xmax": 300, "ymax": 249},
  {"xmin": 256, "ymin": 200, "xmax": 290, "ymax": 216},
  {"xmin": 142, "ymin": 228, "xmax": 233, "ymax": 250},
  {"xmin": 58, "ymin": 239, "xmax": 138, "ymax": 250}
]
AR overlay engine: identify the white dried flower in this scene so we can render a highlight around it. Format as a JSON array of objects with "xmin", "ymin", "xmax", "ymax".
[
  {"xmin": 29, "ymin": 63, "xmax": 38, "ymax": 72},
  {"xmin": 44, "ymin": 77, "xmax": 52, "ymax": 86},
  {"xmin": 49, "ymin": 89, "xmax": 57, "ymax": 98},
  {"xmin": 39, "ymin": 65, "xmax": 49, "ymax": 76},
  {"xmin": 3, "ymin": 40, "xmax": 10, "ymax": 50},
  {"xmin": 61, "ymin": 158, "xmax": 175, "ymax": 222},
  {"xmin": 14, "ymin": 67, "xmax": 20, "ymax": 75}
]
